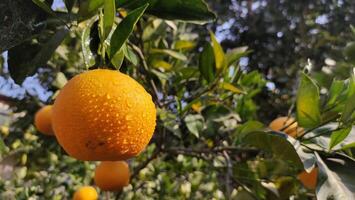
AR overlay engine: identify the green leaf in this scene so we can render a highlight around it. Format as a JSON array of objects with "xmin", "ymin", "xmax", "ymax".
[
  {"xmin": 151, "ymin": 60, "xmax": 172, "ymax": 70},
  {"xmin": 110, "ymin": 50, "xmax": 124, "ymax": 69},
  {"xmin": 8, "ymin": 28, "xmax": 69, "ymax": 84},
  {"xmin": 174, "ymin": 40, "xmax": 196, "ymax": 51},
  {"xmin": 209, "ymin": 31, "xmax": 226, "ymax": 72},
  {"xmin": 226, "ymin": 46, "xmax": 250, "ymax": 66},
  {"xmin": 184, "ymin": 114, "xmax": 204, "ymax": 138},
  {"xmin": 329, "ymin": 127, "xmax": 352, "ymax": 150},
  {"xmin": 341, "ymin": 93, "xmax": 355, "ymax": 125},
  {"xmin": 81, "ymin": 18, "xmax": 100, "ymax": 68},
  {"xmin": 150, "ymin": 49, "xmax": 187, "ymax": 61},
  {"xmin": 122, "ymin": 44, "xmax": 139, "ymax": 65},
  {"xmin": 326, "ymin": 79, "xmax": 346, "ymax": 108},
  {"xmin": 32, "ymin": 0, "xmax": 56, "ymax": 16},
  {"xmin": 109, "ymin": 4, "xmax": 148, "ymax": 58},
  {"xmin": 235, "ymin": 121, "xmax": 264, "ymax": 141},
  {"xmin": 221, "ymin": 82, "xmax": 245, "ymax": 94},
  {"xmin": 0, "ymin": 136, "xmax": 6, "ymax": 158},
  {"xmin": 52, "ymin": 72, "xmax": 68, "ymax": 89},
  {"xmin": 344, "ymin": 42, "xmax": 355, "ymax": 64},
  {"xmin": 117, "ymin": 0, "xmax": 216, "ymax": 24},
  {"xmin": 64, "ymin": 0, "xmax": 76, "ymax": 12},
  {"xmin": 103, "ymin": 0, "xmax": 116, "ymax": 38},
  {"xmin": 79, "ymin": 0, "xmax": 104, "ymax": 17},
  {"xmin": 341, "ymin": 142, "xmax": 355, "ymax": 150},
  {"xmin": 243, "ymin": 131, "xmax": 303, "ymax": 169},
  {"xmin": 296, "ymin": 73, "xmax": 321, "ymax": 128},
  {"xmin": 199, "ymin": 42, "xmax": 215, "ymax": 83},
  {"xmin": 315, "ymin": 153, "xmax": 355, "ymax": 199}
]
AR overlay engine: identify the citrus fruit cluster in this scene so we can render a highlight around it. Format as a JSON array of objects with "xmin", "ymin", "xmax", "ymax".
[{"xmin": 34, "ymin": 69, "xmax": 156, "ymax": 199}]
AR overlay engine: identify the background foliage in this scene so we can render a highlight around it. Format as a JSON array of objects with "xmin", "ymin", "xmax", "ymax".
[{"xmin": 0, "ymin": 0, "xmax": 354, "ymax": 199}]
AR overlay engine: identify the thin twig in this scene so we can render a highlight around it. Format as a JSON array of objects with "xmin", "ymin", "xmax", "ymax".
[{"xmin": 223, "ymin": 151, "xmax": 232, "ymax": 200}]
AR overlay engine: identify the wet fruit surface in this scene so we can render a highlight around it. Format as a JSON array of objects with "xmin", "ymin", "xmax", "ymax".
[{"xmin": 52, "ymin": 69, "xmax": 156, "ymax": 161}]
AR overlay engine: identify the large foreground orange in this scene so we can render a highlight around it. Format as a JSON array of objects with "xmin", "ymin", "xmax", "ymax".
[
  {"xmin": 52, "ymin": 69, "xmax": 156, "ymax": 161},
  {"xmin": 94, "ymin": 161, "xmax": 130, "ymax": 191}
]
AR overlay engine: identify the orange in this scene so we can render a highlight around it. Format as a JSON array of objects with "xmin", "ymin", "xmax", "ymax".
[
  {"xmin": 298, "ymin": 167, "xmax": 318, "ymax": 190},
  {"xmin": 73, "ymin": 186, "xmax": 98, "ymax": 200},
  {"xmin": 34, "ymin": 105, "xmax": 54, "ymax": 136},
  {"xmin": 52, "ymin": 69, "xmax": 156, "ymax": 161},
  {"xmin": 94, "ymin": 161, "xmax": 130, "ymax": 191},
  {"xmin": 269, "ymin": 116, "xmax": 303, "ymax": 138}
]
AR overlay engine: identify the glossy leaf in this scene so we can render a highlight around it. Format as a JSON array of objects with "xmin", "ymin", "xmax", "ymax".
[
  {"xmin": 103, "ymin": 0, "xmax": 115, "ymax": 38},
  {"xmin": 199, "ymin": 42, "xmax": 215, "ymax": 83},
  {"xmin": 244, "ymin": 131, "xmax": 303, "ymax": 169},
  {"xmin": 329, "ymin": 127, "xmax": 352, "ymax": 150},
  {"xmin": 326, "ymin": 79, "xmax": 346, "ymax": 108},
  {"xmin": 151, "ymin": 60, "xmax": 172, "ymax": 70},
  {"xmin": 109, "ymin": 4, "xmax": 148, "ymax": 58},
  {"xmin": 315, "ymin": 153, "xmax": 355, "ymax": 199},
  {"xmin": 296, "ymin": 73, "xmax": 321, "ymax": 128},
  {"xmin": 117, "ymin": 0, "xmax": 216, "ymax": 24},
  {"xmin": 210, "ymin": 31, "xmax": 226, "ymax": 72},
  {"xmin": 81, "ymin": 18, "xmax": 99, "ymax": 68}
]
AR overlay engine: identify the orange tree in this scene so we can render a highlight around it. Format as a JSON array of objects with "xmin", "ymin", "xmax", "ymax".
[{"xmin": 0, "ymin": 0, "xmax": 355, "ymax": 199}]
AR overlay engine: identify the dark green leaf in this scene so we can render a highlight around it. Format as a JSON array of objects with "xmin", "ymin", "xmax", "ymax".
[
  {"xmin": 8, "ymin": 28, "xmax": 69, "ymax": 84},
  {"xmin": 235, "ymin": 121, "xmax": 264, "ymax": 141},
  {"xmin": 81, "ymin": 18, "xmax": 100, "ymax": 68},
  {"xmin": 117, "ymin": 0, "xmax": 216, "ymax": 24},
  {"xmin": 32, "ymin": 0, "xmax": 56, "ymax": 16},
  {"xmin": 79, "ymin": 0, "xmax": 104, "ymax": 17},
  {"xmin": 64, "ymin": 0, "xmax": 76, "ymax": 12},
  {"xmin": 109, "ymin": 4, "xmax": 148, "ymax": 58},
  {"xmin": 199, "ymin": 42, "xmax": 215, "ymax": 83},
  {"xmin": 244, "ymin": 131, "xmax": 303, "ymax": 169},
  {"xmin": 103, "ymin": 0, "xmax": 115, "ymax": 38},
  {"xmin": 329, "ymin": 127, "xmax": 352, "ymax": 150},
  {"xmin": 341, "ymin": 93, "xmax": 355, "ymax": 125},
  {"xmin": 296, "ymin": 73, "xmax": 321, "ymax": 128},
  {"xmin": 326, "ymin": 79, "xmax": 346, "ymax": 108}
]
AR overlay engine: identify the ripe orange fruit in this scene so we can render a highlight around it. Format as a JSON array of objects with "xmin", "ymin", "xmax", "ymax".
[
  {"xmin": 94, "ymin": 161, "xmax": 130, "ymax": 191},
  {"xmin": 298, "ymin": 167, "xmax": 318, "ymax": 190},
  {"xmin": 52, "ymin": 69, "xmax": 156, "ymax": 161},
  {"xmin": 73, "ymin": 186, "xmax": 98, "ymax": 200},
  {"xmin": 269, "ymin": 116, "xmax": 303, "ymax": 138},
  {"xmin": 34, "ymin": 105, "xmax": 54, "ymax": 136}
]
